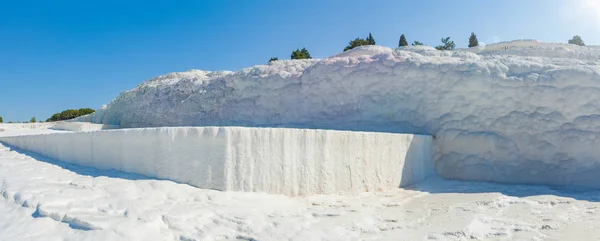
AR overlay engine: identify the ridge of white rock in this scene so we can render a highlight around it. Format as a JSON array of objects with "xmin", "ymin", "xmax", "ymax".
[
  {"xmin": 75, "ymin": 41, "xmax": 600, "ymax": 188},
  {"xmin": 0, "ymin": 127, "xmax": 433, "ymax": 196}
]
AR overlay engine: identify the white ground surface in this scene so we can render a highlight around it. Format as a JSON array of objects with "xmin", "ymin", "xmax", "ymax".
[
  {"xmin": 3, "ymin": 142, "xmax": 600, "ymax": 241},
  {"xmin": 0, "ymin": 122, "xmax": 113, "ymax": 136},
  {"xmin": 1, "ymin": 126, "xmax": 600, "ymax": 240}
]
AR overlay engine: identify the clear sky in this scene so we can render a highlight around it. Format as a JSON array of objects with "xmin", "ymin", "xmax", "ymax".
[{"xmin": 1, "ymin": 0, "xmax": 599, "ymax": 122}]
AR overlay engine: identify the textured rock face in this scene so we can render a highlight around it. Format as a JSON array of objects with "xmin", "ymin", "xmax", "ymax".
[
  {"xmin": 0, "ymin": 127, "xmax": 432, "ymax": 195},
  {"xmin": 77, "ymin": 43, "xmax": 600, "ymax": 188}
]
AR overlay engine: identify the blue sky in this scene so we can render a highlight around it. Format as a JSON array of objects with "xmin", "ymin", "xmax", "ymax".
[{"xmin": 1, "ymin": 0, "xmax": 599, "ymax": 121}]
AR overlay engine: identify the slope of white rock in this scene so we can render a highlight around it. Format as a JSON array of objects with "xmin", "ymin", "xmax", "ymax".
[
  {"xmin": 0, "ymin": 127, "xmax": 433, "ymax": 195},
  {"xmin": 74, "ymin": 41, "xmax": 600, "ymax": 188}
]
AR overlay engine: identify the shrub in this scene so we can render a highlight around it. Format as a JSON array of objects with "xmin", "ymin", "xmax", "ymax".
[
  {"xmin": 412, "ymin": 41, "xmax": 424, "ymax": 46},
  {"xmin": 30, "ymin": 117, "xmax": 36, "ymax": 123},
  {"xmin": 344, "ymin": 33, "xmax": 376, "ymax": 51},
  {"xmin": 0, "ymin": 116, "xmax": 3, "ymax": 123},
  {"xmin": 268, "ymin": 57, "xmax": 279, "ymax": 63},
  {"xmin": 568, "ymin": 35, "xmax": 585, "ymax": 46},
  {"xmin": 291, "ymin": 48, "xmax": 311, "ymax": 59},
  {"xmin": 435, "ymin": 37, "xmax": 455, "ymax": 50},
  {"xmin": 344, "ymin": 38, "xmax": 369, "ymax": 51}
]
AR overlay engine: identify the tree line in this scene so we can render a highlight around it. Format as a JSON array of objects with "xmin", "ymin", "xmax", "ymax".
[
  {"xmin": 0, "ymin": 116, "xmax": 38, "ymax": 123},
  {"xmin": 0, "ymin": 108, "xmax": 95, "ymax": 124},
  {"xmin": 46, "ymin": 108, "xmax": 95, "ymax": 122},
  {"xmin": 0, "ymin": 115, "xmax": 36, "ymax": 123},
  {"xmin": 269, "ymin": 33, "xmax": 587, "ymax": 62}
]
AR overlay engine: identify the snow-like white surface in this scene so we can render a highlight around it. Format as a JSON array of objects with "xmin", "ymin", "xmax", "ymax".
[
  {"xmin": 2, "ymin": 141, "xmax": 600, "ymax": 241},
  {"xmin": 0, "ymin": 123, "xmax": 68, "ymax": 137},
  {"xmin": 470, "ymin": 40, "xmax": 600, "ymax": 60},
  {"xmin": 0, "ymin": 122, "xmax": 116, "ymax": 137},
  {"xmin": 76, "ymin": 42, "xmax": 600, "ymax": 188},
  {"xmin": 0, "ymin": 127, "xmax": 432, "ymax": 195}
]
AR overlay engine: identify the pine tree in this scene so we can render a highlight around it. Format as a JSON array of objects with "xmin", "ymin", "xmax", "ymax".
[
  {"xmin": 468, "ymin": 32, "xmax": 479, "ymax": 47},
  {"xmin": 367, "ymin": 33, "xmax": 376, "ymax": 45},
  {"xmin": 435, "ymin": 37, "xmax": 455, "ymax": 50},
  {"xmin": 398, "ymin": 34, "xmax": 408, "ymax": 47},
  {"xmin": 290, "ymin": 48, "xmax": 312, "ymax": 59},
  {"xmin": 291, "ymin": 49, "xmax": 300, "ymax": 59},
  {"xmin": 412, "ymin": 41, "xmax": 424, "ymax": 46},
  {"xmin": 30, "ymin": 117, "xmax": 36, "ymax": 123},
  {"xmin": 0, "ymin": 116, "xmax": 3, "ymax": 123},
  {"xmin": 300, "ymin": 48, "xmax": 311, "ymax": 59},
  {"xmin": 344, "ymin": 33, "xmax": 376, "ymax": 51},
  {"xmin": 268, "ymin": 57, "xmax": 279, "ymax": 63},
  {"xmin": 568, "ymin": 35, "xmax": 585, "ymax": 46},
  {"xmin": 344, "ymin": 37, "xmax": 369, "ymax": 51}
]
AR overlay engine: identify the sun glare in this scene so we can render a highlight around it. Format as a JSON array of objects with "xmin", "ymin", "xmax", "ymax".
[{"xmin": 585, "ymin": 0, "xmax": 600, "ymax": 19}]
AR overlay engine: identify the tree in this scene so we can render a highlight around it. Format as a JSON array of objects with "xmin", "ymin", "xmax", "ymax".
[
  {"xmin": 412, "ymin": 41, "xmax": 424, "ymax": 46},
  {"xmin": 290, "ymin": 48, "xmax": 311, "ymax": 59},
  {"xmin": 46, "ymin": 108, "xmax": 96, "ymax": 122},
  {"xmin": 290, "ymin": 48, "xmax": 311, "ymax": 60},
  {"xmin": 344, "ymin": 33, "xmax": 377, "ymax": 51},
  {"xmin": 78, "ymin": 108, "xmax": 95, "ymax": 115},
  {"xmin": 30, "ymin": 117, "xmax": 36, "ymax": 123},
  {"xmin": 0, "ymin": 116, "xmax": 3, "ymax": 123},
  {"xmin": 367, "ymin": 33, "xmax": 376, "ymax": 45},
  {"xmin": 268, "ymin": 57, "xmax": 279, "ymax": 63},
  {"xmin": 398, "ymin": 34, "xmax": 408, "ymax": 47},
  {"xmin": 468, "ymin": 32, "xmax": 479, "ymax": 47},
  {"xmin": 435, "ymin": 37, "xmax": 456, "ymax": 50},
  {"xmin": 344, "ymin": 37, "xmax": 369, "ymax": 51},
  {"xmin": 568, "ymin": 35, "xmax": 585, "ymax": 46}
]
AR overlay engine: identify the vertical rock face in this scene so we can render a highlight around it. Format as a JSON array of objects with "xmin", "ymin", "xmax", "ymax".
[
  {"xmin": 76, "ymin": 43, "xmax": 600, "ymax": 188},
  {"xmin": 0, "ymin": 127, "xmax": 433, "ymax": 196}
]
